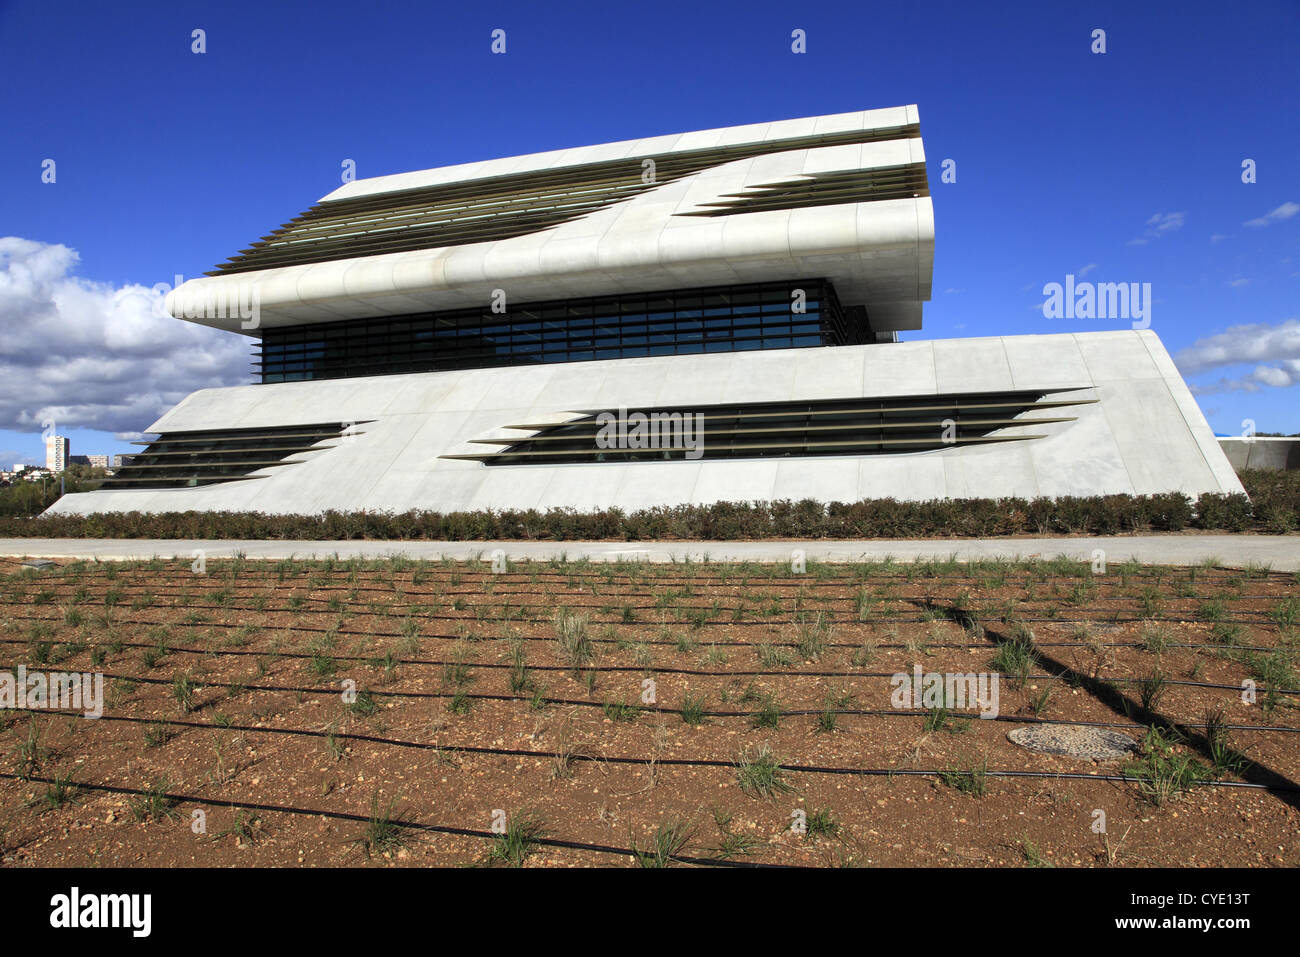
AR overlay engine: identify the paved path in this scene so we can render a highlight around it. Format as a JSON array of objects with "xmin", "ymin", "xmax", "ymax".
[{"xmin": 1, "ymin": 535, "xmax": 1296, "ymax": 570}]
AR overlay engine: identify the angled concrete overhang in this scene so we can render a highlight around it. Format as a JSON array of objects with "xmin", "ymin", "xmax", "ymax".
[{"xmin": 165, "ymin": 106, "xmax": 934, "ymax": 333}]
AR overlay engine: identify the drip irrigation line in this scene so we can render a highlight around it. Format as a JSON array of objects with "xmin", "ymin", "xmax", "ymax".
[
  {"xmin": 20, "ymin": 707, "xmax": 1300, "ymax": 744},
  {"xmin": 6, "ymin": 743, "xmax": 1294, "ymax": 803},
  {"xmin": 84, "ymin": 671, "xmax": 1300, "ymax": 720},
  {"xmin": 0, "ymin": 622, "xmax": 1288, "ymax": 658},
  {"xmin": 34, "ymin": 646, "xmax": 1298, "ymax": 697},
  {"xmin": 0, "ymin": 772, "xmax": 784, "ymax": 868},
  {"xmin": 3, "ymin": 602, "xmax": 1284, "ymax": 629}
]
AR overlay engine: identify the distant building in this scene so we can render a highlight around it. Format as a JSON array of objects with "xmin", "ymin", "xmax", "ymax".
[
  {"xmin": 45, "ymin": 435, "xmax": 69, "ymax": 472},
  {"xmin": 112, "ymin": 454, "xmax": 135, "ymax": 469},
  {"xmin": 86, "ymin": 454, "xmax": 109, "ymax": 468}
]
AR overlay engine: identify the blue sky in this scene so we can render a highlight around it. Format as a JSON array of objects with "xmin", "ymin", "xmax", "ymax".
[{"xmin": 2, "ymin": 0, "xmax": 1297, "ymax": 466}]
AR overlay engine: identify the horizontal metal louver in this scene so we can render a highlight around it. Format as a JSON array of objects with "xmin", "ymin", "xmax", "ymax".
[
  {"xmin": 676, "ymin": 163, "xmax": 930, "ymax": 217},
  {"xmin": 442, "ymin": 391, "xmax": 1095, "ymax": 465},
  {"xmin": 208, "ymin": 124, "xmax": 922, "ymax": 275},
  {"xmin": 100, "ymin": 422, "xmax": 367, "ymax": 489}
]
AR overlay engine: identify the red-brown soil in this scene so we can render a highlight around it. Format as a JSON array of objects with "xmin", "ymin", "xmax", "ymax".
[{"xmin": 0, "ymin": 555, "xmax": 1296, "ymax": 867}]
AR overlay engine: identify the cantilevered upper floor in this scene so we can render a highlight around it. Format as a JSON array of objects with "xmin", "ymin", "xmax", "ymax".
[{"xmin": 166, "ymin": 106, "xmax": 934, "ymax": 337}]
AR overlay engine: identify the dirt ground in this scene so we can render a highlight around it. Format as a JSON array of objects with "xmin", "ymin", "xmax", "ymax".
[{"xmin": 0, "ymin": 554, "xmax": 1296, "ymax": 867}]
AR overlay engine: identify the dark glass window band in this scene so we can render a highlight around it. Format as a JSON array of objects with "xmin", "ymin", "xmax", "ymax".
[{"xmin": 257, "ymin": 279, "xmax": 860, "ymax": 383}]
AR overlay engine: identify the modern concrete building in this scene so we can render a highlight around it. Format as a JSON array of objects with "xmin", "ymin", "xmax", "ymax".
[{"xmin": 47, "ymin": 107, "xmax": 1244, "ymax": 517}]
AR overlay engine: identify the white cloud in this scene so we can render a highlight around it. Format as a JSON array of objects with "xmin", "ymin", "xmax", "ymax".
[
  {"xmin": 0, "ymin": 237, "xmax": 252, "ymax": 435},
  {"xmin": 1190, "ymin": 359, "xmax": 1300, "ymax": 395},
  {"xmin": 1077, "ymin": 263, "xmax": 1098, "ymax": 277},
  {"xmin": 1210, "ymin": 233, "xmax": 1227, "ymax": 243},
  {"xmin": 1174, "ymin": 318, "xmax": 1300, "ymax": 374},
  {"xmin": 1227, "ymin": 278, "xmax": 1251, "ymax": 287},
  {"xmin": 1244, "ymin": 201, "xmax": 1299, "ymax": 228},
  {"xmin": 1176, "ymin": 319, "xmax": 1300, "ymax": 393},
  {"xmin": 1127, "ymin": 212, "xmax": 1186, "ymax": 246}
]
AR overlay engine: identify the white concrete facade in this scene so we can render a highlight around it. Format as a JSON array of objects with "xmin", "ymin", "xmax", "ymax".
[
  {"xmin": 51, "ymin": 109, "xmax": 1245, "ymax": 520},
  {"xmin": 48, "ymin": 330, "xmax": 1244, "ymax": 517},
  {"xmin": 165, "ymin": 106, "xmax": 933, "ymax": 333}
]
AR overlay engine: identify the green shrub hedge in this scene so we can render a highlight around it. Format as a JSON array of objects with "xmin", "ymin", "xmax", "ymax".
[{"xmin": 1, "ymin": 470, "xmax": 1295, "ymax": 540}]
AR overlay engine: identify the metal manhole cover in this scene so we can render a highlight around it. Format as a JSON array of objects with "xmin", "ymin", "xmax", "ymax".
[{"xmin": 1008, "ymin": 725, "xmax": 1139, "ymax": 760}]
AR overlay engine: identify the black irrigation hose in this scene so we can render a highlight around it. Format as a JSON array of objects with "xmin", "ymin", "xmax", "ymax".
[
  {"xmin": 1, "ymin": 617, "xmax": 1290, "ymax": 657},
  {"xmin": 20, "ymin": 705, "xmax": 1300, "ymax": 754},
  {"xmin": 7, "ymin": 734, "xmax": 1296, "ymax": 800},
  {"xmin": 3, "ymin": 600, "xmax": 1286, "ymax": 628},
  {"xmin": 13, "ymin": 638, "xmax": 1294, "ymax": 698},
  {"xmin": 0, "ymin": 772, "xmax": 786, "ymax": 868},
  {"xmin": 76, "ymin": 672, "xmax": 1300, "ymax": 727}
]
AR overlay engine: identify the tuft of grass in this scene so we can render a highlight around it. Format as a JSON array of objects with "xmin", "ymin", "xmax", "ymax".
[
  {"xmin": 630, "ymin": 819, "xmax": 693, "ymax": 867},
  {"xmin": 749, "ymin": 694, "xmax": 782, "ymax": 729},
  {"xmin": 143, "ymin": 722, "xmax": 172, "ymax": 749},
  {"xmin": 991, "ymin": 633, "xmax": 1035, "ymax": 686},
  {"xmin": 1199, "ymin": 598, "xmax": 1227, "ymax": 622},
  {"xmin": 735, "ymin": 744, "xmax": 794, "ymax": 798},
  {"xmin": 1203, "ymin": 707, "xmax": 1246, "ymax": 778},
  {"xmin": 306, "ymin": 653, "xmax": 337, "ymax": 679},
  {"xmin": 33, "ymin": 769, "xmax": 79, "ymax": 811},
  {"xmin": 603, "ymin": 699, "xmax": 641, "ymax": 723},
  {"xmin": 851, "ymin": 637, "xmax": 876, "ymax": 667},
  {"xmin": 347, "ymin": 688, "xmax": 380, "ymax": 717},
  {"xmin": 172, "ymin": 672, "xmax": 198, "ymax": 714},
  {"xmin": 938, "ymin": 757, "xmax": 989, "ymax": 797},
  {"xmin": 1136, "ymin": 668, "xmax": 1167, "ymax": 713},
  {"xmin": 710, "ymin": 830, "xmax": 762, "ymax": 860},
  {"xmin": 815, "ymin": 706, "xmax": 840, "ymax": 734},
  {"xmin": 1124, "ymin": 729, "xmax": 1206, "ymax": 806},
  {"xmin": 1138, "ymin": 621, "xmax": 1170, "ymax": 654},
  {"xmin": 215, "ymin": 809, "xmax": 267, "ymax": 846},
  {"xmin": 757, "ymin": 642, "xmax": 796, "ymax": 668},
  {"xmin": 15, "ymin": 720, "xmax": 48, "ymax": 780},
  {"xmin": 485, "ymin": 814, "xmax": 545, "ymax": 867},
  {"xmin": 128, "ymin": 778, "xmax": 179, "ymax": 822},
  {"xmin": 679, "ymin": 692, "xmax": 707, "ymax": 726},
  {"xmin": 1251, "ymin": 647, "xmax": 1296, "ymax": 714},
  {"xmin": 1020, "ymin": 836, "xmax": 1055, "ymax": 867},
  {"xmin": 507, "ymin": 641, "xmax": 532, "ymax": 694},
  {"xmin": 1270, "ymin": 596, "xmax": 1300, "ymax": 630},
  {"xmin": 793, "ymin": 611, "xmax": 831, "ymax": 660},
  {"xmin": 805, "ymin": 807, "xmax": 840, "ymax": 840},
  {"xmin": 553, "ymin": 610, "xmax": 593, "ymax": 671},
  {"xmin": 353, "ymin": 791, "xmax": 410, "ymax": 859}
]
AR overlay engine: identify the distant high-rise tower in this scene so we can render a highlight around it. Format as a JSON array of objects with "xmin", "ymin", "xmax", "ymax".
[{"xmin": 45, "ymin": 435, "xmax": 69, "ymax": 472}]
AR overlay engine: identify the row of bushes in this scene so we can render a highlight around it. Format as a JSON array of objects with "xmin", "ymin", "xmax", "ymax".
[{"xmin": 2, "ymin": 470, "xmax": 1297, "ymax": 540}]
